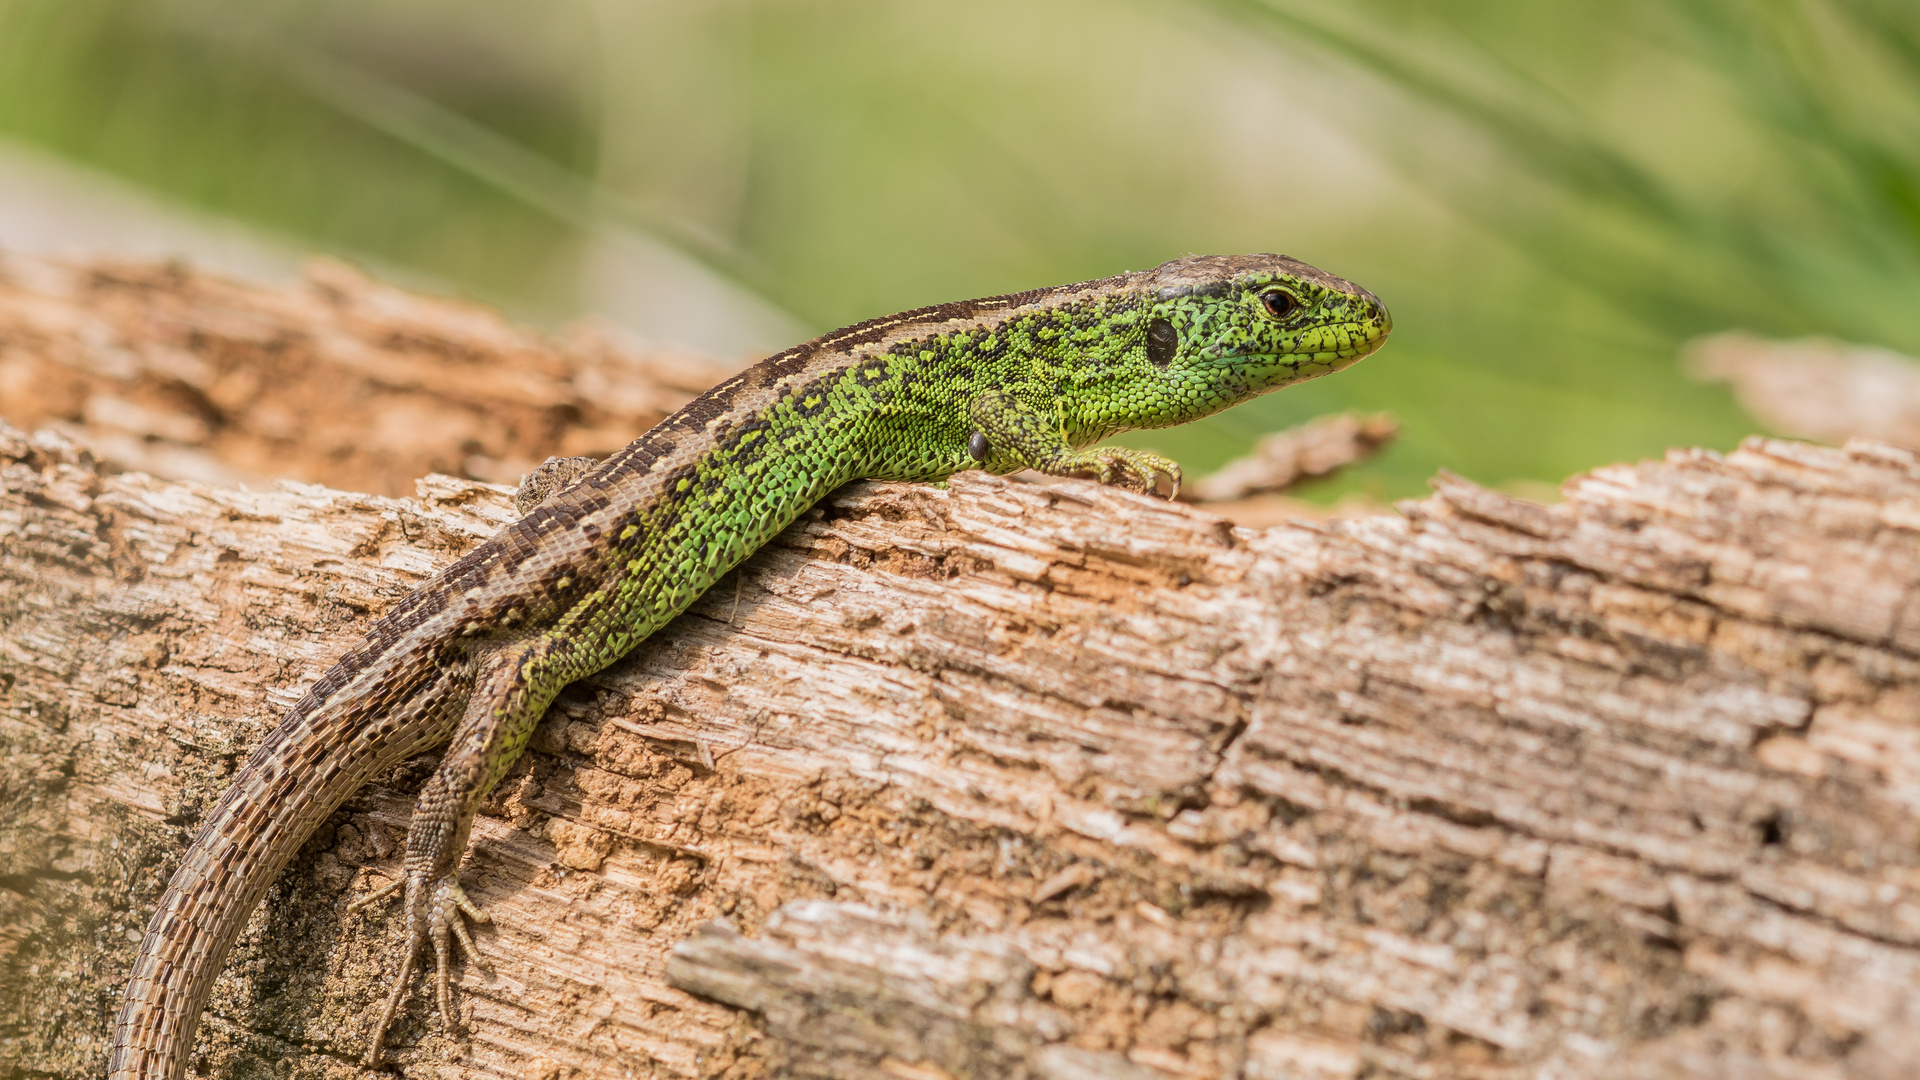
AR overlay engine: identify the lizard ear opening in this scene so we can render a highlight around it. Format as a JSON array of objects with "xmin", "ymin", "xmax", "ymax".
[{"xmin": 1147, "ymin": 318, "xmax": 1178, "ymax": 368}]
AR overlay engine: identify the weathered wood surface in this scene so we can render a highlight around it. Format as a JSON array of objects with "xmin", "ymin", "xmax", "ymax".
[
  {"xmin": 1688, "ymin": 331, "xmax": 1920, "ymax": 453},
  {"xmin": 4, "ymin": 259, "xmax": 1920, "ymax": 1080},
  {"xmin": 0, "ymin": 250, "xmax": 733, "ymax": 494}
]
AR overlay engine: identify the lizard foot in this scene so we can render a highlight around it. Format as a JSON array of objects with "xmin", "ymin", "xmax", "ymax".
[
  {"xmin": 1049, "ymin": 447, "xmax": 1183, "ymax": 499},
  {"xmin": 353, "ymin": 872, "xmax": 492, "ymax": 1066}
]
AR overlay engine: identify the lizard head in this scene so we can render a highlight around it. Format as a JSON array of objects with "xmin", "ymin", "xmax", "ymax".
[{"xmin": 1068, "ymin": 253, "xmax": 1391, "ymax": 439}]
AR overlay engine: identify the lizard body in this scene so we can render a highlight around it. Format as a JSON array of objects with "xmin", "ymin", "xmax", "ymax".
[{"xmin": 109, "ymin": 254, "xmax": 1389, "ymax": 1078}]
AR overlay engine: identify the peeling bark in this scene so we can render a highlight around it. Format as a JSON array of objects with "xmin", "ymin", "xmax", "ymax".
[
  {"xmin": 4, "ymin": 259, "xmax": 1920, "ymax": 1080},
  {"xmin": 1687, "ymin": 331, "xmax": 1920, "ymax": 451},
  {"xmin": 1179, "ymin": 411, "xmax": 1397, "ymax": 503},
  {"xmin": 0, "ymin": 250, "xmax": 736, "ymax": 494}
]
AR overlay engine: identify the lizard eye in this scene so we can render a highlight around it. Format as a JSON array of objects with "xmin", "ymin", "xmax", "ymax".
[
  {"xmin": 1146, "ymin": 318, "xmax": 1178, "ymax": 367},
  {"xmin": 1259, "ymin": 290, "xmax": 1301, "ymax": 321}
]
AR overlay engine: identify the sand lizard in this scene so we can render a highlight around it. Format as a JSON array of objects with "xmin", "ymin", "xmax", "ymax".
[{"xmin": 108, "ymin": 254, "xmax": 1390, "ymax": 1077}]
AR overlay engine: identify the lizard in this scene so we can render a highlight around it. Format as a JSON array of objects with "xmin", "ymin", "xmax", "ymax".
[{"xmin": 108, "ymin": 253, "xmax": 1390, "ymax": 1078}]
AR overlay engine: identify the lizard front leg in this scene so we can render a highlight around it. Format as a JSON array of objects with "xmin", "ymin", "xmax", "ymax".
[
  {"xmin": 967, "ymin": 390, "xmax": 1182, "ymax": 498},
  {"xmin": 356, "ymin": 633, "xmax": 575, "ymax": 1064}
]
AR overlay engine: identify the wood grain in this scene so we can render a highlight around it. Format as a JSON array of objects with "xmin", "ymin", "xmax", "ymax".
[{"xmin": 3, "ymin": 258, "xmax": 1919, "ymax": 1080}]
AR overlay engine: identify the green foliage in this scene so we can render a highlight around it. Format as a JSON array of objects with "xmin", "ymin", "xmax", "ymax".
[
  {"xmin": 7, "ymin": 0, "xmax": 1900, "ymax": 496},
  {"xmin": 1206, "ymin": 0, "xmax": 1920, "ymax": 353},
  {"xmin": 0, "ymin": 0, "xmax": 595, "ymax": 312}
]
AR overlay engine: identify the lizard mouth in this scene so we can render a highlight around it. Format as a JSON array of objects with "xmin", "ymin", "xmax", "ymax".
[
  {"xmin": 1285, "ymin": 301, "xmax": 1393, "ymax": 366},
  {"xmin": 1204, "ymin": 313, "xmax": 1391, "ymax": 396},
  {"xmin": 1222, "ymin": 317, "xmax": 1392, "ymax": 367}
]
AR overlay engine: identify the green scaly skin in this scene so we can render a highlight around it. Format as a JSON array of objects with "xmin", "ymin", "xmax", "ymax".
[{"xmin": 108, "ymin": 254, "xmax": 1390, "ymax": 1078}]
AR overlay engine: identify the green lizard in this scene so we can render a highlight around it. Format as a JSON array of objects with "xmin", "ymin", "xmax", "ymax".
[{"xmin": 109, "ymin": 254, "xmax": 1390, "ymax": 1077}]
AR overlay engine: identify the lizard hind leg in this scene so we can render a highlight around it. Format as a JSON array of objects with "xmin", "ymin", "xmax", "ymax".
[{"xmin": 361, "ymin": 634, "xmax": 574, "ymax": 1065}]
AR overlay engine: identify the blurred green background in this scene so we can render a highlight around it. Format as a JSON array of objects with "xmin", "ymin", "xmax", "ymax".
[{"xmin": 3, "ymin": 0, "xmax": 1917, "ymax": 499}]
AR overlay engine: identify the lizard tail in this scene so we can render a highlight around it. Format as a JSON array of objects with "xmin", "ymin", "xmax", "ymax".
[{"xmin": 108, "ymin": 658, "xmax": 470, "ymax": 1080}]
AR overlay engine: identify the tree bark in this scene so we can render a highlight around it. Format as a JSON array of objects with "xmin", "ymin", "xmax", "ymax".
[{"xmin": 3, "ymin": 258, "xmax": 1920, "ymax": 1080}]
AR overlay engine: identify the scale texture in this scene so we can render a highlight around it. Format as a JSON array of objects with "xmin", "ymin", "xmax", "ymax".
[{"xmin": 106, "ymin": 254, "xmax": 1389, "ymax": 1078}]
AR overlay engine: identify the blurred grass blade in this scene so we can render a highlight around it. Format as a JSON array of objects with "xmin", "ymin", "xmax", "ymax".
[
  {"xmin": 1199, "ymin": 0, "xmax": 1698, "ymax": 232},
  {"xmin": 1197, "ymin": 0, "xmax": 1920, "ymax": 354},
  {"xmin": 187, "ymin": 22, "xmax": 798, "ymax": 323}
]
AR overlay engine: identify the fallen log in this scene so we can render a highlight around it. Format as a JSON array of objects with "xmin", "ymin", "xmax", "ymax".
[{"xmin": 3, "ymin": 259, "xmax": 1920, "ymax": 1080}]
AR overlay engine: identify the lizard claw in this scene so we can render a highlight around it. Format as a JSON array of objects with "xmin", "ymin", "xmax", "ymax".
[
  {"xmin": 346, "ymin": 872, "xmax": 404, "ymax": 914},
  {"xmin": 1093, "ymin": 450, "xmax": 1182, "ymax": 499},
  {"xmin": 433, "ymin": 879, "xmax": 492, "ymax": 1029},
  {"xmin": 1130, "ymin": 456, "xmax": 1182, "ymax": 499}
]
